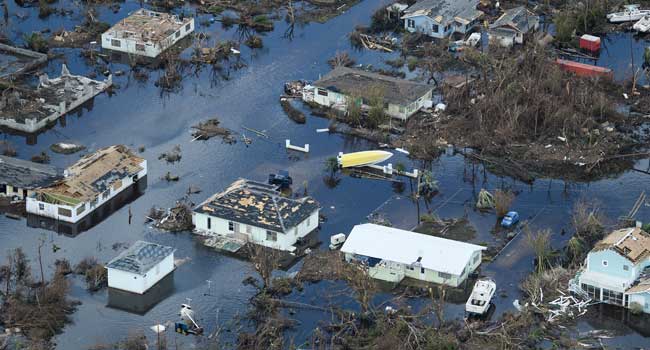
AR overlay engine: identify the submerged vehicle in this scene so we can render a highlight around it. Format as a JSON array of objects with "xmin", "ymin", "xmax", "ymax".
[
  {"xmin": 268, "ymin": 170, "xmax": 293, "ymax": 188},
  {"xmin": 337, "ymin": 150, "xmax": 393, "ymax": 168},
  {"xmin": 501, "ymin": 211, "xmax": 520, "ymax": 228},
  {"xmin": 607, "ymin": 4, "xmax": 650, "ymax": 23},
  {"xmin": 465, "ymin": 279, "xmax": 497, "ymax": 315}
]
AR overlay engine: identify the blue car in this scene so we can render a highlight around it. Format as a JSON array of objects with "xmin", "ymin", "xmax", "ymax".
[{"xmin": 501, "ymin": 211, "xmax": 520, "ymax": 228}]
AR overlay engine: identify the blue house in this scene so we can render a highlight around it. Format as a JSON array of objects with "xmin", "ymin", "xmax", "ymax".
[
  {"xmin": 401, "ymin": 0, "xmax": 483, "ymax": 39},
  {"xmin": 577, "ymin": 227, "xmax": 650, "ymax": 313}
]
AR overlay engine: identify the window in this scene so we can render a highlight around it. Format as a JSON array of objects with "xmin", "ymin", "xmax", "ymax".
[
  {"xmin": 136, "ymin": 43, "xmax": 145, "ymax": 52},
  {"xmin": 266, "ymin": 230, "xmax": 277, "ymax": 242},
  {"xmin": 399, "ymin": 106, "xmax": 405, "ymax": 113},
  {"xmin": 156, "ymin": 264, "xmax": 160, "ymax": 275},
  {"xmin": 407, "ymin": 19, "xmax": 415, "ymax": 28},
  {"xmin": 438, "ymin": 272, "xmax": 452, "ymax": 279},
  {"xmin": 444, "ymin": 24, "xmax": 450, "ymax": 32},
  {"xmin": 581, "ymin": 283, "xmax": 600, "ymax": 300},
  {"xmin": 76, "ymin": 205, "xmax": 85, "ymax": 215},
  {"xmin": 39, "ymin": 203, "xmax": 45, "ymax": 210},
  {"xmin": 420, "ymin": 267, "xmax": 425, "ymax": 274},
  {"xmin": 317, "ymin": 89, "xmax": 328, "ymax": 97},
  {"xmin": 246, "ymin": 225, "xmax": 252, "ymax": 234},
  {"xmin": 111, "ymin": 39, "xmax": 121, "ymax": 47},
  {"xmin": 406, "ymin": 265, "xmax": 414, "ymax": 271},
  {"xmin": 602, "ymin": 288, "xmax": 623, "ymax": 305},
  {"xmin": 228, "ymin": 221, "xmax": 234, "ymax": 231},
  {"xmin": 175, "ymin": 31, "xmax": 180, "ymax": 38},
  {"xmin": 472, "ymin": 254, "xmax": 480, "ymax": 264},
  {"xmin": 91, "ymin": 197, "xmax": 98, "ymax": 207},
  {"xmin": 306, "ymin": 216, "xmax": 310, "ymax": 226},
  {"xmin": 602, "ymin": 260, "xmax": 608, "ymax": 267},
  {"xmin": 432, "ymin": 24, "xmax": 439, "ymax": 32},
  {"xmin": 207, "ymin": 217, "xmax": 211, "ymax": 230},
  {"xmin": 102, "ymin": 191, "xmax": 109, "ymax": 200},
  {"xmin": 623, "ymin": 264, "xmax": 629, "ymax": 271},
  {"xmin": 185, "ymin": 23, "xmax": 191, "ymax": 31},
  {"xmin": 58, "ymin": 207, "xmax": 72, "ymax": 217}
]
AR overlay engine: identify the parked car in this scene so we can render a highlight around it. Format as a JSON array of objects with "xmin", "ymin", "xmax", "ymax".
[{"xmin": 501, "ymin": 211, "xmax": 520, "ymax": 228}]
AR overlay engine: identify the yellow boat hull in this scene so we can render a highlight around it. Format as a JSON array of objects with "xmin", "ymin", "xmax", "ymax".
[{"xmin": 338, "ymin": 150, "xmax": 393, "ymax": 168}]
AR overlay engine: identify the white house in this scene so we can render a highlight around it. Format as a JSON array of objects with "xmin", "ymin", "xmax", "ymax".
[
  {"xmin": 401, "ymin": 0, "xmax": 483, "ymax": 39},
  {"xmin": 489, "ymin": 7, "xmax": 540, "ymax": 47},
  {"xmin": 0, "ymin": 156, "xmax": 62, "ymax": 200},
  {"xmin": 193, "ymin": 179, "xmax": 320, "ymax": 252},
  {"xmin": 26, "ymin": 145, "xmax": 147, "ymax": 223},
  {"xmin": 306, "ymin": 67, "xmax": 433, "ymax": 121},
  {"xmin": 576, "ymin": 227, "xmax": 650, "ymax": 314},
  {"xmin": 106, "ymin": 241, "xmax": 175, "ymax": 295},
  {"xmin": 341, "ymin": 223, "xmax": 486, "ymax": 286},
  {"xmin": 101, "ymin": 9, "xmax": 194, "ymax": 58}
]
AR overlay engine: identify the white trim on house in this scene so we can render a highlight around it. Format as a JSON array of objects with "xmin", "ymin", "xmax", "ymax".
[{"xmin": 341, "ymin": 224, "xmax": 486, "ymax": 286}]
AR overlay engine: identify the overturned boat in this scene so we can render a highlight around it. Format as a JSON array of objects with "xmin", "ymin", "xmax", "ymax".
[
  {"xmin": 337, "ymin": 150, "xmax": 393, "ymax": 168},
  {"xmin": 607, "ymin": 4, "xmax": 650, "ymax": 23},
  {"xmin": 465, "ymin": 279, "xmax": 496, "ymax": 316},
  {"xmin": 634, "ymin": 15, "xmax": 650, "ymax": 32}
]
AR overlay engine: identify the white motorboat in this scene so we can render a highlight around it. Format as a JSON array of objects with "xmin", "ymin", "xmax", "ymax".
[
  {"xmin": 465, "ymin": 279, "xmax": 496, "ymax": 315},
  {"xmin": 607, "ymin": 4, "xmax": 650, "ymax": 23},
  {"xmin": 633, "ymin": 15, "xmax": 650, "ymax": 32}
]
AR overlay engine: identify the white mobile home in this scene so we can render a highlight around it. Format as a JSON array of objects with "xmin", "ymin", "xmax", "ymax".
[
  {"xmin": 102, "ymin": 9, "xmax": 194, "ymax": 58},
  {"xmin": 307, "ymin": 67, "xmax": 433, "ymax": 121},
  {"xmin": 26, "ymin": 145, "xmax": 147, "ymax": 223},
  {"xmin": 106, "ymin": 241, "xmax": 175, "ymax": 295},
  {"xmin": 193, "ymin": 179, "xmax": 320, "ymax": 252},
  {"xmin": 402, "ymin": 0, "xmax": 483, "ymax": 39},
  {"xmin": 341, "ymin": 224, "xmax": 486, "ymax": 286}
]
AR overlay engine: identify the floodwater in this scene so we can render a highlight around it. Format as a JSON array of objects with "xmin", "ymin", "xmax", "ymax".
[{"xmin": 0, "ymin": 1, "xmax": 649, "ymax": 348}]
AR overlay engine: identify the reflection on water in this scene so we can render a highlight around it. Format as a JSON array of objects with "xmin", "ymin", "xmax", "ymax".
[{"xmin": 107, "ymin": 272, "xmax": 175, "ymax": 315}]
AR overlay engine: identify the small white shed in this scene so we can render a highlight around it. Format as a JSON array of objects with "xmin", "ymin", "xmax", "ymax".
[{"xmin": 106, "ymin": 241, "xmax": 175, "ymax": 294}]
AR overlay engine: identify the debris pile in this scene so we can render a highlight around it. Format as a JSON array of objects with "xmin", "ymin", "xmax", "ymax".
[
  {"xmin": 191, "ymin": 118, "xmax": 234, "ymax": 142},
  {"xmin": 158, "ymin": 145, "xmax": 182, "ymax": 163},
  {"xmin": 50, "ymin": 142, "xmax": 85, "ymax": 154},
  {"xmin": 149, "ymin": 202, "xmax": 194, "ymax": 232}
]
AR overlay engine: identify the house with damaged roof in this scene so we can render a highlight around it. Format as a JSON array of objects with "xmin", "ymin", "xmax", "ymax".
[
  {"xmin": 193, "ymin": 179, "xmax": 320, "ymax": 252},
  {"xmin": 305, "ymin": 67, "xmax": 433, "ymax": 120},
  {"xmin": 26, "ymin": 145, "xmax": 147, "ymax": 223},
  {"xmin": 576, "ymin": 227, "xmax": 650, "ymax": 314},
  {"xmin": 488, "ymin": 6, "xmax": 540, "ymax": 47},
  {"xmin": 401, "ymin": 0, "xmax": 483, "ymax": 39},
  {"xmin": 102, "ymin": 9, "xmax": 194, "ymax": 58},
  {"xmin": 0, "ymin": 156, "xmax": 62, "ymax": 200},
  {"xmin": 106, "ymin": 241, "xmax": 175, "ymax": 295}
]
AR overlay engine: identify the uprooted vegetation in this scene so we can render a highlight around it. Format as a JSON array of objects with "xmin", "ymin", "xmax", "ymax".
[
  {"xmin": 191, "ymin": 118, "xmax": 234, "ymax": 142},
  {"xmin": 74, "ymin": 257, "xmax": 107, "ymax": 292},
  {"xmin": 0, "ymin": 248, "xmax": 79, "ymax": 347},
  {"xmin": 431, "ymin": 46, "xmax": 646, "ymax": 180}
]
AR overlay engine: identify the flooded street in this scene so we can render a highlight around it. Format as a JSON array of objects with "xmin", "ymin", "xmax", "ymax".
[{"xmin": 1, "ymin": 0, "xmax": 650, "ymax": 348}]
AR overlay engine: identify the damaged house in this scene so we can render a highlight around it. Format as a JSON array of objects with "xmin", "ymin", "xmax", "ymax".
[
  {"xmin": 401, "ymin": 0, "xmax": 483, "ymax": 39},
  {"xmin": 102, "ymin": 9, "xmax": 195, "ymax": 58},
  {"xmin": 0, "ymin": 156, "xmax": 62, "ymax": 200},
  {"xmin": 305, "ymin": 67, "xmax": 433, "ymax": 120},
  {"xmin": 193, "ymin": 179, "xmax": 320, "ymax": 252},
  {"xmin": 26, "ymin": 145, "xmax": 147, "ymax": 223},
  {"xmin": 106, "ymin": 241, "xmax": 175, "ymax": 295},
  {"xmin": 341, "ymin": 224, "xmax": 486, "ymax": 286},
  {"xmin": 488, "ymin": 6, "xmax": 540, "ymax": 47},
  {"xmin": 577, "ymin": 227, "xmax": 650, "ymax": 314},
  {"xmin": 0, "ymin": 64, "xmax": 112, "ymax": 133}
]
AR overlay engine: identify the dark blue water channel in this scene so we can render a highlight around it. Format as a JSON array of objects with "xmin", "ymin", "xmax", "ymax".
[{"xmin": 1, "ymin": 1, "xmax": 650, "ymax": 348}]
